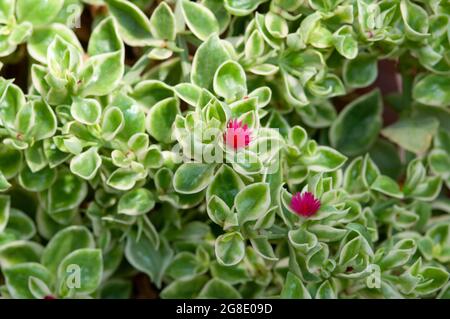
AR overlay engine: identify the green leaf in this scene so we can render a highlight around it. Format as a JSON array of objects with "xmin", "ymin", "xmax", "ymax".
[
  {"xmin": 30, "ymin": 99, "xmax": 58, "ymax": 141},
  {"xmin": 173, "ymin": 163, "xmax": 215, "ymax": 194},
  {"xmin": 281, "ymin": 272, "xmax": 312, "ymax": 299},
  {"xmin": 315, "ymin": 280, "xmax": 337, "ymax": 299},
  {"xmin": 330, "ymin": 90, "xmax": 382, "ymax": 156},
  {"xmin": 250, "ymin": 236, "xmax": 278, "ymax": 261},
  {"xmin": 400, "ymin": 0, "xmax": 429, "ymax": 41},
  {"xmin": 125, "ymin": 232, "xmax": 173, "ymax": 289},
  {"xmin": 71, "ymin": 98, "xmax": 102, "ymax": 125},
  {"xmin": 145, "ymin": 97, "xmax": 179, "ymax": 144},
  {"xmin": 101, "ymin": 106, "xmax": 124, "ymax": 141},
  {"xmin": 81, "ymin": 51, "xmax": 124, "ymax": 96},
  {"xmin": 41, "ymin": 226, "xmax": 95, "ymax": 274},
  {"xmin": 371, "ymin": 175, "xmax": 403, "ymax": 199},
  {"xmin": 150, "ymin": 2, "xmax": 176, "ymax": 41},
  {"xmin": 28, "ymin": 24, "xmax": 82, "ymax": 64},
  {"xmin": 213, "ymin": 60, "xmax": 247, "ymax": 101},
  {"xmin": 215, "ymin": 232, "xmax": 245, "ymax": 266},
  {"xmin": 70, "ymin": 147, "xmax": 102, "ymax": 180},
  {"xmin": 198, "ymin": 278, "xmax": 241, "ymax": 298},
  {"xmin": 0, "ymin": 171, "xmax": 11, "ymax": 192},
  {"xmin": 28, "ymin": 276, "xmax": 53, "ymax": 299},
  {"xmin": 118, "ymin": 188, "xmax": 155, "ymax": 216},
  {"xmin": 181, "ymin": 0, "xmax": 219, "ymax": 41},
  {"xmin": 302, "ymin": 146, "xmax": 347, "ymax": 172},
  {"xmin": 16, "ymin": 0, "xmax": 64, "ymax": 25},
  {"xmin": 413, "ymin": 74, "xmax": 450, "ymax": 107},
  {"xmin": 4, "ymin": 209, "xmax": 36, "ymax": 241},
  {"xmin": 57, "ymin": 248, "xmax": 103, "ymax": 297},
  {"xmin": 105, "ymin": 0, "xmax": 154, "ymax": 46},
  {"xmin": 191, "ymin": 35, "xmax": 230, "ymax": 90},
  {"xmin": 0, "ymin": 0, "xmax": 14, "ymax": 23},
  {"xmin": 288, "ymin": 228, "xmax": 318, "ymax": 254},
  {"xmin": 333, "ymin": 25, "xmax": 358, "ymax": 60},
  {"xmin": 0, "ymin": 195, "xmax": 10, "ymax": 233},
  {"xmin": 3, "ymin": 263, "xmax": 52, "ymax": 299},
  {"xmin": 343, "ymin": 54, "xmax": 378, "ymax": 89},
  {"xmin": 107, "ymin": 168, "xmax": 141, "ymax": 191},
  {"xmin": 235, "ymin": 182, "xmax": 270, "ymax": 225},
  {"xmin": 381, "ymin": 117, "xmax": 439, "ymax": 154},
  {"xmin": 160, "ymin": 275, "xmax": 209, "ymax": 299},
  {"xmin": 47, "ymin": 171, "xmax": 87, "ymax": 213},
  {"xmin": 0, "ymin": 241, "xmax": 42, "ymax": 268},
  {"xmin": 18, "ymin": 166, "xmax": 56, "ymax": 192},
  {"xmin": 415, "ymin": 266, "xmax": 449, "ymax": 295},
  {"xmin": 378, "ymin": 239, "xmax": 416, "ymax": 270},
  {"xmin": 88, "ymin": 16, "xmax": 123, "ymax": 56},
  {"xmin": 224, "ymin": 0, "xmax": 268, "ymax": 16},
  {"xmin": 207, "ymin": 195, "xmax": 232, "ymax": 227},
  {"xmin": 0, "ymin": 144, "xmax": 22, "ymax": 179},
  {"xmin": 206, "ymin": 164, "xmax": 244, "ymax": 207}
]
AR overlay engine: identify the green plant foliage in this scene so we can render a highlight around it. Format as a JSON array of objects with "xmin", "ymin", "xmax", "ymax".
[{"xmin": 0, "ymin": 0, "xmax": 449, "ymax": 300}]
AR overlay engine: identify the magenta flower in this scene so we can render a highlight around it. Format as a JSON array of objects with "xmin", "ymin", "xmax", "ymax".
[
  {"xmin": 290, "ymin": 191, "xmax": 321, "ymax": 218},
  {"xmin": 224, "ymin": 119, "xmax": 251, "ymax": 150}
]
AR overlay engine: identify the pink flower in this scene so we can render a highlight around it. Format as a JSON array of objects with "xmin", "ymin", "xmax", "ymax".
[
  {"xmin": 290, "ymin": 191, "xmax": 321, "ymax": 218},
  {"xmin": 224, "ymin": 119, "xmax": 251, "ymax": 150}
]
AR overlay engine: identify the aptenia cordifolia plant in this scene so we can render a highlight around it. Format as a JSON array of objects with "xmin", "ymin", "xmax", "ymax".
[{"xmin": 0, "ymin": 0, "xmax": 449, "ymax": 300}]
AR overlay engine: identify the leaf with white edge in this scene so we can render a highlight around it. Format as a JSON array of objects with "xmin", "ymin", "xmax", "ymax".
[
  {"xmin": 0, "ymin": 172, "xmax": 11, "ymax": 191},
  {"xmin": 125, "ymin": 232, "xmax": 173, "ymax": 289},
  {"xmin": 381, "ymin": 117, "xmax": 439, "ymax": 154},
  {"xmin": 70, "ymin": 147, "xmax": 102, "ymax": 180},
  {"xmin": 18, "ymin": 166, "xmax": 56, "ymax": 192},
  {"xmin": 48, "ymin": 170, "xmax": 88, "ymax": 213},
  {"xmin": 150, "ymin": 2, "xmax": 176, "ymax": 41},
  {"xmin": 343, "ymin": 54, "xmax": 377, "ymax": 88},
  {"xmin": 413, "ymin": 74, "xmax": 450, "ymax": 107},
  {"xmin": 181, "ymin": 0, "xmax": 219, "ymax": 41},
  {"xmin": 28, "ymin": 24, "xmax": 82, "ymax": 63},
  {"xmin": 302, "ymin": 146, "xmax": 347, "ymax": 172},
  {"xmin": 70, "ymin": 98, "xmax": 102, "ymax": 125},
  {"xmin": 371, "ymin": 175, "xmax": 403, "ymax": 199},
  {"xmin": 101, "ymin": 106, "xmax": 124, "ymax": 141},
  {"xmin": 107, "ymin": 168, "xmax": 141, "ymax": 191},
  {"xmin": 215, "ymin": 232, "xmax": 245, "ymax": 266},
  {"xmin": 173, "ymin": 163, "xmax": 215, "ymax": 194},
  {"xmin": 0, "ymin": 241, "xmax": 43, "ymax": 268},
  {"xmin": 80, "ymin": 51, "xmax": 124, "ymax": 97},
  {"xmin": 41, "ymin": 226, "xmax": 95, "ymax": 274},
  {"xmin": 198, "ymin": 278, "xmax": 241, "ymax": 298},
  {"xmin": 57, "ymin": 248, "xmax": 103, "ymax": 297},
  {"xmin": 191, "ymin": 35, "xmax": 230, "ymax": 90},
  {"xmin": 214, "ymin": 60, "xmax": 247, "ymax": 101},
  {"xmin": 105, "ymin": 0, "xmax": 154, "ymax": 46},
  {"xmin": 330, "ymin": 90, "xmax": 382, "ymax": 156},
  {"xmin": 206, "ymin": 164, "xmax": 244, "ymax": 207},
  {"xmin": 118, "ymin": 188, "xmax": 155, "ymax": 216},
  {"xmin": 235, "ymin": 182, "xmax": 270, "ymax": 225},
  {"xmin": 315, "ymin": 280, "xmax": 337, "ymax": 299},
  {"xmin": 207, "ymin": 195, "xmax": 232, "ymax": 227},
  {"xmin": 146, "ymin": 97, "xmax": 179, "ymax": 144},
  {"xmin": 0, "ymin": 194, "xmax": 10, "ymax": 233},
  {"xmin": 3, "ymin": 263, "xmax": 52, "ymax": 299},
  {"xmin": 28, "ymin": 277, "xmax": 53, "ymax": 299},
  {"xmin": 250, "ymin": 236, "xmax": 278, "ymax": 261},
  {"xmin": 281, "ymin": 272, "xmax": 312, "ymax": 299},
  {"xmin": 88, "ymin": 16, "xmax": 123, "ymax": 56},
  {"xmin": 16, "ymin": 0, "xmax": 64, "ymax": 25}
]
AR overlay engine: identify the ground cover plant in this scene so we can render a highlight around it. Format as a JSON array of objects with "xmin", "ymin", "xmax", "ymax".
[{"xmin": 0, "ymin": 0, "xmax": 449, "ymax": 299}]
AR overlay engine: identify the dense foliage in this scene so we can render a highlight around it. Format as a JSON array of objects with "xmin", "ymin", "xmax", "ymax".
[{"xmin": 0, "ymin": 0, "xmax": 449, "ymax": 299}]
